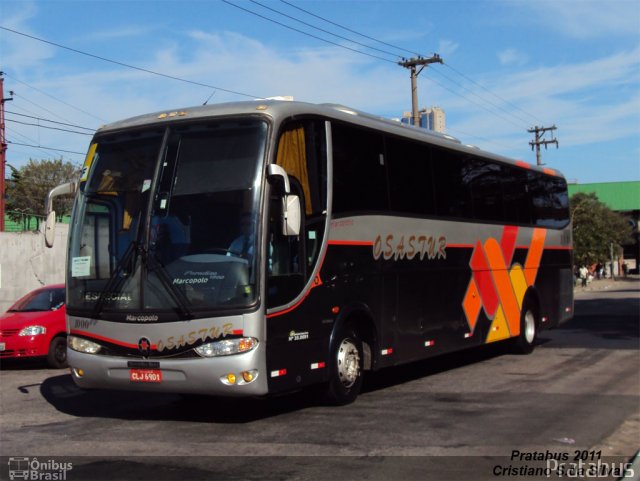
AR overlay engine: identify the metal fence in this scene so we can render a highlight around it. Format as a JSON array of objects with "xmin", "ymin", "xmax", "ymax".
[
  {"xmin": 3, "ymin": 211, "xmax": 71, "ymax": 232},
  {"xmin": 4, "ymin": 211, "xmax": 45, "ymax": 232}
]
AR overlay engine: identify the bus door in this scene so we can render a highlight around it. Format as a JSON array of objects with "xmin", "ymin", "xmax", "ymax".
[{"xmin": 266, "ymin": 120, "xmax": 329, "ymax": 392}]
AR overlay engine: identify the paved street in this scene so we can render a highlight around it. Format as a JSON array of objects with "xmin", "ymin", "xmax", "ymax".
[{"xmin": 1, "ymin": 278, "xmax": 638, "ymax": 480}]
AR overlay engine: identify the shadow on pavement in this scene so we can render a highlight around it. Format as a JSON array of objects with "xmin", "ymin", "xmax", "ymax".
[
  {"xmin": 539, "ymin": 295, "xmax": 639, "ymax": 350},
  {"xmin": 38, "ymin": 283, "xmax": 638, "ymax": 423},
  {"xmin": 39, "ymin": 343, "xmax": 511, "ymax": 424}
]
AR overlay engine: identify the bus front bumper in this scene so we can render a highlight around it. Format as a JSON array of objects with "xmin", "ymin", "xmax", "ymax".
[{"xmin": 66, "ymin": 343, "xmax": 268, "ymax": 396}]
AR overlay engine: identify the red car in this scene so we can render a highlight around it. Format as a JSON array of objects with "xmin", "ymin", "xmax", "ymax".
[{"xmin": 0, "ymin": 284, "xmax": 67, "ymax": 368}]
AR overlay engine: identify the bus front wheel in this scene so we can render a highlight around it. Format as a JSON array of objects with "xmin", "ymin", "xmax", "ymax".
[{"xmin": 325, "ymin": 324, "xmax": 363, "ymax": 405}]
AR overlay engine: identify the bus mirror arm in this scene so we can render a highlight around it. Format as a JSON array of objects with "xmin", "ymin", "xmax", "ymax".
[
  {"xmin": 267, "ymin": 164, "xmax": 301, "ymax": 236},
  {"xmin": 267, "ymin": 164, "xmax": 291, "ymax": 193},
  {"xmin": 44, "ymin": 181, "xmax": 77, "ymax": 248}
]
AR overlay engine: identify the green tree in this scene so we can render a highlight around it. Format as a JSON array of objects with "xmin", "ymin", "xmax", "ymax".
[
  {"xmin": 570, "ymin": 192, "xmax": 632, "ymax": 266},
  {"xmin": 5, "ymin": 158, "xmax": 81, "ymax": 227}
]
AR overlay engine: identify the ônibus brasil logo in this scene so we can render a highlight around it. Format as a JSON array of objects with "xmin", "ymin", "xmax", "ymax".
[{"xmin": 7, "ymin": 457, "xmax": 73, "ymax": 480}]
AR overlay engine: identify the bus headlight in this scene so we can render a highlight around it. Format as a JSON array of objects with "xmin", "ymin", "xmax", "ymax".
[
  {"xmin": 18, "ymin": 326, "xmax": 47, "ymax": 336},
  {"xmin": 194, "ymin": 337, "xmax": 258, "ymax": 357},
  {"xmin": 68, "ymin": 335, "xmax": 102, "ymax": 354}
]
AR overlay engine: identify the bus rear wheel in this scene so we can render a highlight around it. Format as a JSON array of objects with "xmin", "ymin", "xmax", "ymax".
[
  {"xmin": 325, "ymin": 324, "xmax": 363, "ymax": 405},
  {"xmin": 511, "ymin": 300, "xmax": 538, "ymax": 354}
]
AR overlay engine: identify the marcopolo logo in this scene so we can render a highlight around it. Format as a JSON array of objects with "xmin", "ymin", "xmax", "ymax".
[{"xmin": 8, "ymin": 457, "xmax": 73, "ymax": 480}]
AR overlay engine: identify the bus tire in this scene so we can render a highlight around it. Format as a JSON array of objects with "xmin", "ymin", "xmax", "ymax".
[
  {"xmin": 47, "ymin": 336, "xmax": 68, "ymax": 369},
  {"xmin": 511, "ymin": 300, "xmax": 538, "ymax": 355},
  {"xmin": 325, "ymin": 324, "xmax": 363, "ymax": 405}
]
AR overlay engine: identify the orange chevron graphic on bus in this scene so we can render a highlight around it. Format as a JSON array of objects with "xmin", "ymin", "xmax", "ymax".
[{"xmin": 462, "ymin": 227, "xmax": 547, "ymax": 344}]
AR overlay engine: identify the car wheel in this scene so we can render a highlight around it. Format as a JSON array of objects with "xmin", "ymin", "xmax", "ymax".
[{"xmin": 47, "ymin": 336, "xmax": 68, "ymax": 369}]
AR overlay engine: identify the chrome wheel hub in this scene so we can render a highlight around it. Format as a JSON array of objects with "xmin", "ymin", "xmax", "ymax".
[
  {"xmin": 524, "ymin": 310, "xmax": 536, "ymax": 344},
  {"xmin": 337, "ymin": 338, "xmax": 360, "ymax": 388}
]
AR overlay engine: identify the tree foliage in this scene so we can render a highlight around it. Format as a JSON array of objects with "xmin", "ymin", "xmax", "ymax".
[
  {"xmin": 570, "ymin": 192, "xmax": 632, "ymax": 266},
  {"xmin": 5, "ymin": 158, "xmax": 81, "ymax": 223}
]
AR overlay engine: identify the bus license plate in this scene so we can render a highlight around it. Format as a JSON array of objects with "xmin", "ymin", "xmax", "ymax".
[{"xmin": 129, "ymin": 369, "xmax": 162, "ymax": 383}]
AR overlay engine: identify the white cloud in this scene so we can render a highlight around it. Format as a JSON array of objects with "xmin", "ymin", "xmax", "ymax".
[
  {"xmin": 426, "ymin": 45, "xmax": 640, "ymax": 158},
  {"xmin": 4, "ymin": 16, "xmax": 639, "ymax": 174},
  {"xmin": 498, "ymin": 48, "xmax": 528, "ymax": 66},
  {"xmin": 83, "ymin": 25, "xmax": 159, "ymax": 42},
  {"xmin": 520, "ymin": 1, "xmax": 640, "ymax": 39},
  {"xmin": 0, "ymin": 3, "xmax": 56, "ymax": 73},
  {"xmin": 438, "ymin": 39, "xmax": 459, "ymax": 57}
]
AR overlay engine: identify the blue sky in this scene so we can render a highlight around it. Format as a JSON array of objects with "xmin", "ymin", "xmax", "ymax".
[{"xmin": 1, "ymin": 0, "xmax": 639, "ymax": 184}]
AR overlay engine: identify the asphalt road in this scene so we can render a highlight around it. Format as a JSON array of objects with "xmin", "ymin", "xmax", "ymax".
[{"xmin": 1, "ymin": 278, "xmax": 638, "ymax": 481}]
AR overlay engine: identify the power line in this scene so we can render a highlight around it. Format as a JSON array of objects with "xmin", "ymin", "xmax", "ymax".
[
  {"xmin": 7, "ymin": 119, "xmax": 93, "ymax": 136},
  {"xmin": 278, "ymin": 0, "xmax": 543, "ymax": 127},
  {"xmin": 0, "ymin": 26, "xmax": 262, "ymax": 99},
  {"xmin": 3, "ymin": 72, "xmax": 107, "ymax": 124},
  {"xmin": 279, "ymin": 0, "xmax": 422, "ymax": 58},
  {"xmin": 11, "ymin": 92, "xmax": 87, "ymax": 129},
  {"xmin": 249, "ymin": 0, "xmax": 399, "ymax": 59},
  {"xmin": 6, "ymin": 127, "xmax": 66, "ymax": 160},
  {"xmin": 442, "ymin": 63, "xmax": 546, "ymax": 126},
  {"xmin": 221, "ymin": 0, "xmax": 397, "ymax": 64},
  {"xmin": 428, "ymin": 67, "xmax": 533, "ymax": 128},
  {"xmin": 6, "ymin": 111, "xmax": 95, "ymax": 131},
  {"xmin": 421, "ymin": 75, "xmax": 524, "ymax": 130},
  {"xmin": 7, "ymin": 141, "xmax": 86, "ymax": 156}
]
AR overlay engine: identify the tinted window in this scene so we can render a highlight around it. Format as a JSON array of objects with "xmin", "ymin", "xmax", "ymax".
[
  {"xmin": 386, "ymin": 135, "xmax": 436, "ymax": 216},
  {"xmin": 529, "ymin": 171, "xmax": 570, "ymax": 228},
  {"xmin": 502, "ymin": 167, "xmax": 532, "ymax": 225},
  {"xmin": 432, "ymin": 147, "xmax": 473, "ymax": 219},
  {"xmin": 332, "ymin": 123, "xmax": 388, "ymax": 214},
  {"xmin": 468, "ymin": 160, "xmax": 504, "ymax": 222}
]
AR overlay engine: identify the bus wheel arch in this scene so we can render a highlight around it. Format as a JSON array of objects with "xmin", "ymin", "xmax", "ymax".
[
  {"xmin": 324, "ymin": 307, "xmax": 378, "ymax": 405},
  {"xmin": 331, "ymin": 306, "xmax": 378, "ymax": 371}
]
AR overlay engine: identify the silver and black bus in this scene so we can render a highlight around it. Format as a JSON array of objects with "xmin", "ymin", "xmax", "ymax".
[{"xmin": 46, "ymin": 100, "xmax": 573, "ymax": 404}]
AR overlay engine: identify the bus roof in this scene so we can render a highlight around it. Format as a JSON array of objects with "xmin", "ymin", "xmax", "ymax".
[{"xmin": 97, "ymin": 100, "xmax": 565, "ymax": 179}]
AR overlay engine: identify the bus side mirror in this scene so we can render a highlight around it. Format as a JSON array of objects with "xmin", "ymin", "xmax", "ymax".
[
  {"xmin": 44, "ymin": 211, "xmax": 57, "ymax": 248},
  {"xmin": 268, "ymin": 164, "xmax": 301, "ymax": 237},
  {"xmin": 44, "ymin": 181, "xmax": 77, "ymax": 248},
  {"xmin": 282, "ymin": 195, "xmax": 301, "ymax": 236}
]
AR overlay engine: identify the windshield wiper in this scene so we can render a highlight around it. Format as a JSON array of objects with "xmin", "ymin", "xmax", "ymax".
[{"xmin": 91, "ymin": 239, "xmax": 139, "ymax": 319}]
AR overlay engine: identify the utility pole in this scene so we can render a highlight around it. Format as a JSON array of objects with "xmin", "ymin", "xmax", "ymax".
[
  {"xmin": 528, "ymin": 125, "xmax": 558, "ymax": 166},
  {"xmin": 398, "ymin": 54, "xmax": 443, "ymax": 127},
  {"xmin": 0, "ymin": 72, "xmax": 13, "ymax": 232}
]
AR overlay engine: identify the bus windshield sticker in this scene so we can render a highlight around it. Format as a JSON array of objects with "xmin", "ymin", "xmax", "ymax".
[
  {"xmin": 80, "ymin": 143, "xmax": 98, "ymax": 182},
  {"xmin": 71, "ymin": 256, "xmax": 91, "ymax": 277}
]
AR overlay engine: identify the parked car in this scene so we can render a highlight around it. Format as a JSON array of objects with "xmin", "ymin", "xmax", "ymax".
[{"xmin": 0, "ymin": 284, "xmax": 67, "ymax": 368}]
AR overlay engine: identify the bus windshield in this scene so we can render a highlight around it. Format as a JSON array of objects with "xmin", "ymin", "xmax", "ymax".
[{"xmin": 67, "ymin": 119, "xmax": 268, "ymax": 320}]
